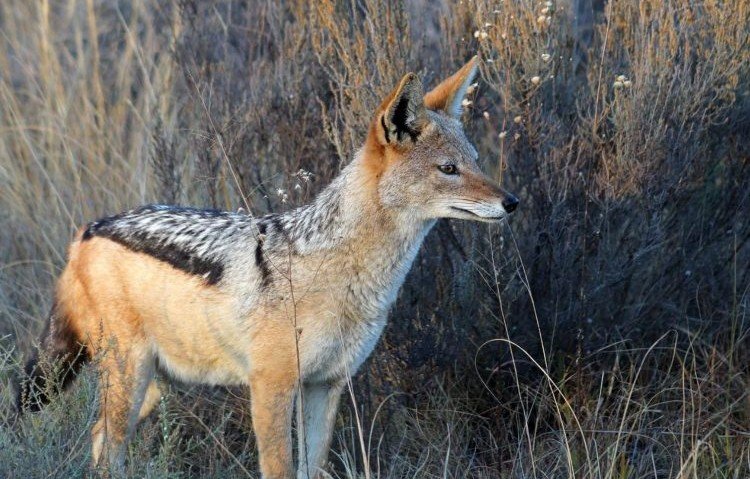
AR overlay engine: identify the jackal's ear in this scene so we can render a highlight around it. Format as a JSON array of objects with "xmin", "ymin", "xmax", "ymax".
[
  {"xmin": 424, "ymin": 56, "xmax": 479, "ymax": 119},
  {"xmin": 375, "ymin": 72, "xmax": 426, "ymax": 146}
]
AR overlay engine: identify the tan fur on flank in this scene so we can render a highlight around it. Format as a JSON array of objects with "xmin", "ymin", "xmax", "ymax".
[{"xmin": 18, "ymin": 58, "xmax": 519, "ymax": 479}]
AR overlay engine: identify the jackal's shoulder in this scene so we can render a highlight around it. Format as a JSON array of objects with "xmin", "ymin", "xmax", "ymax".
[{"xmin": 80, "ymin": 204, "xmax": 255, "ymax": 285}]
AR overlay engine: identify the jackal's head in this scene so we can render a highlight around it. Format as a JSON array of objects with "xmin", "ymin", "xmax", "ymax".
[{"xmin": 365, "ymin": 57, "xmax": 518, "ymax": 222}]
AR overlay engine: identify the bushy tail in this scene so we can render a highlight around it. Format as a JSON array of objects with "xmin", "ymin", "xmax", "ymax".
[{"xmin": 17, "ymin": 306, "xmax": 88, "ymax": 413}]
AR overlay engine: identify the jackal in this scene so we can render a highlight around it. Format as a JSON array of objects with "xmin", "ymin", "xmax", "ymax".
[{"xmin": 17, "ymin": 57, "xmax": 518, "ymax": 478}]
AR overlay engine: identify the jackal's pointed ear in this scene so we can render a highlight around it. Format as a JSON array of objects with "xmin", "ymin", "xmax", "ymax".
[
  {"xmin": 375, "ymin": 73, "xmax": 426, "ymax": 146},
  {"xmin": 424, "ymin": 56, "xmax": 479, "ymax": 119}
]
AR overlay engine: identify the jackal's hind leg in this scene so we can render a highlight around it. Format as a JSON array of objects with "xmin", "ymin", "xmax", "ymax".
[
  {"xmin": 91, "ymin": 344, "xmax": 154, "ymax": 473},
  {"xmin": 137, "ymin": 380, "xmax": 161, "ymax": 422},
  {"xmin": 296, "ymin": 381, "xmax": 345, "ymax": 479}
]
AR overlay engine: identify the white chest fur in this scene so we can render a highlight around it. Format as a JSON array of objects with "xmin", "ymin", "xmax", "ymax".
[{"xmin": 297, "ymin": 220, "xmax": 432, "ymax": 384}]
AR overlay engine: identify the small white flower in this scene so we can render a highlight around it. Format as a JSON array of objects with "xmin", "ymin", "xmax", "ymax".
[
  {"xmin": 483, "ymin": 111, "xmax": 490, "ymax": 119},
  {"xmin": 484, "ymin": 22, "xmax": 492, "ymax": 27},
  {"xmin": 613, "ymin": 81, "xmax": 623, "ymax": 88},
  {"xmin": 276, "ymin": 188, "xmax": 285, "ymax": 196},
  {"xmin": 616, "ymin": 74, "xmax": 627, "ymax": 82},
  {"xmin": 474, "ymin": 30, "xmax": 481, "ymax": 38},
  {"xmin": 480, "ymin": 31, "xmax": 489, "ymax": 40},
  {"xmin": 461, "ymin": 98, "xmax": 472, "ymax": 107},
  {"xmin": 537, "ymin": 15, "xmax": 546, "ymax": 25},
  {"xmin": 541, "ymin": 53, "xmax": 551, "ymax": 62},
  {"xmin": 513, "ymin": 115, "xmax": 522, "ymax": 124},
  {"xmin": 296, "ymin": 168, "xmax": 313, "ymax": 182},
  {"xmin": 501, "ymin": 33, "xmax": 507, "ymax": 39},
  {"xmin": 545, "ymin": 1, "xmax": 553, "ymax": 7},
  {"xmin": 514, "ymin": 133, "xmax": 521, "ymax": 140},
  {"xmin": 294, "ymin": 183, "xmax": 302, "ymax": 190},
  {"xmin": 531, "ymin": 76, "xmax": 541, "ymax": 85},
  {"xmin": 545, "ymin": 16, "xmax": 552, "ymax": 25},
  {"xmin": 541, "ymin": 7, "xmax": 550, "ymax": 14},
  {"xmin": 623, "ymin": 80, "xmax": 632, "ymax": 88},
  {"xmin": 498, "ymin": 131, "xmax": 507, "ymax": 139}
]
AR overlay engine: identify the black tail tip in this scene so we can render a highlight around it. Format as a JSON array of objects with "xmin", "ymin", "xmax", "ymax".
[{"xmin": 16, "ymin": 348, "xmax": 88, "ymax": 414}]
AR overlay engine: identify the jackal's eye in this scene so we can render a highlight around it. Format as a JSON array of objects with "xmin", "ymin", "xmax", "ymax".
[{"xmin": 438, "ymin": 164, "xmax": 458, "ymax": 175}]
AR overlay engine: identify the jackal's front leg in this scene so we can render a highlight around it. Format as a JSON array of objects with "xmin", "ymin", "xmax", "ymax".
[
  {"xmin": 296, "ymin": 381, "xmax": 345, "ymax": 479},
  {"xmin": 250, "ymin": 374, "xmax": 297, "ymax": 479}
]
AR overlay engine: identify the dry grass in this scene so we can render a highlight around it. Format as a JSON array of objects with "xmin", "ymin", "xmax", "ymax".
[{"xmin": 1, "ymin": 0, "xmax": 749, "ymax": 477}]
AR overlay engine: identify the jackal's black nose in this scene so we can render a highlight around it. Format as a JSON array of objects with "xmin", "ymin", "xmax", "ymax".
[{"xmin": 502, "ymin": 195, "xmax": 519, "ymax": 213}]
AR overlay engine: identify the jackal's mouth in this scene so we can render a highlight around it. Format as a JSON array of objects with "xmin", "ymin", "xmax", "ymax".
[{"xmin": 450, "ymin": 206, "xmax": 505, "ymax": 222}]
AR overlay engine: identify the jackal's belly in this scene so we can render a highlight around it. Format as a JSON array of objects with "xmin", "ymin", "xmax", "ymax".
[
  {"xmin": 143, "ymin": 309, "xmax": 250, "ymax": 386},
  {"xmin": 148, "ymin": 313, "xmax": 252, "ymax": 386}
]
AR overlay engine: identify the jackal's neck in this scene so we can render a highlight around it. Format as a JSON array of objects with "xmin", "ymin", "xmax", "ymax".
[{"xmin": 280, "ymin": 151, "xmax": 433, "ymax": 268}]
